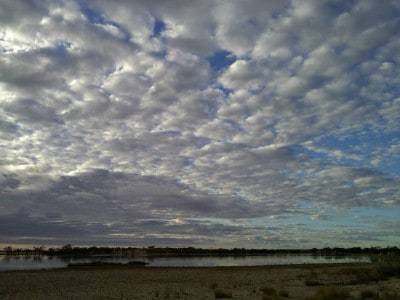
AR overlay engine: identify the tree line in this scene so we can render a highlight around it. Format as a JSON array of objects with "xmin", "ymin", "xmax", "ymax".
[{"xmin": 1, "ymin": 245, "xmax": 399, "ymax": 257}]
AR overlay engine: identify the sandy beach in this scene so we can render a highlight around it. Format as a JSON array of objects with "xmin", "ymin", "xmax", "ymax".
[{"xmin": 0, "ymin": 263, "xmax": 399, "ymax": 299}]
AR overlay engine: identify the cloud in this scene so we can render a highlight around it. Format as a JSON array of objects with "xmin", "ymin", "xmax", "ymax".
[
  {"xmin": 3, "ymin": 98, "xmax": 63, "ymax": 125},
  {"xmin": 0, "ymin": 210, "xmax": 88, "ymax": 237},
  {"xmin": 1, "ymin": 0, "xmax": 399, "ymax": 247}
]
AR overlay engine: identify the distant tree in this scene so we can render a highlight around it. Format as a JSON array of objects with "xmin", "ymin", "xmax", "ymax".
[
  {"xmin": 33, "ymin": 246, "xmax": 44, "ymax": 254},
  {"xmin": 61, "ymin": 244, "xmax": 72, "ymax": 252},
  {"xmin": 3, "ymin": 246, "xmax": 13, "ymax": 255}
]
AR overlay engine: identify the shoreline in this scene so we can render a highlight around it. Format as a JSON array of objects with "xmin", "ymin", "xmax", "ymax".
[
  {"xmin": 0, "ymin": 261, "xmax": 373, "ymax": 273},
  {"xmin": 0, "ymin": 257, "xmax": 373, "ymax": 274}
]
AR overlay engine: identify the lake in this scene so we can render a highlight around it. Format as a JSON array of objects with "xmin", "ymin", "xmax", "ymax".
[{"xmin": 0, "ymin": 254, "xmax": 370, "ymax": 271}]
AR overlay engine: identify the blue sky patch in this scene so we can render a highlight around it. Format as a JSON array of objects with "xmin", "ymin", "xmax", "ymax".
[
  {"xmin": 153, "ymin": 19, "xmax": 166, "ymax": 37},
  {"xmin": 79, "ymin": 0, "xmax": 107, "ymax": 24},
  {"xmin": 208, "ymin": 50, "xmax": 236, "ymax": 72}
]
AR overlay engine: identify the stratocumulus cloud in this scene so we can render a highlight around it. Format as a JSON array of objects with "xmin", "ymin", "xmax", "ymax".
[{"xmin": 0, "ymin": 0, "xmax": 399, "ymax": 248}]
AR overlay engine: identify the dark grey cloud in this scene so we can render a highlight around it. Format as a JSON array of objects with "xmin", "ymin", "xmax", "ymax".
[
  {"xmin": 0, "ymin": 169, "xmax": 285, "ymax": 221},
  {"xmin": 3, "ymin": 98, "xmax": 63, "ymax": 125},
  {"xmin": 0, "ymin": 210, "xmax": 88, "ymax": 237},
  {"xmin": 0, "ymin": 173, "xmax": 20, "ymax": 190},
  {"xmin": 0, "ymin": 119, "xmax": 19, "ymax": 140}
]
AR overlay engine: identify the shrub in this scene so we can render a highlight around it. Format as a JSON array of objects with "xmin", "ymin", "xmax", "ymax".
[
  {"xmin": 261, "ymin": 286, "xmax": 277, "ymax": 296},
  {"xmin": 305, "ymin": 271, "xmax": 323, "ymax": 286},
  {"xmin": 305, "ymin": 279, "xmax": 322, "ymax": 286},
  {"xmin": 214, "ymin": 289, "xmax": 232, "ymax": 298},
  {"xmin": 350, "ymin": 271, "xmax": 381, "ymax": 284},
  {"xmin": 305, "ymin": 287, "xmax": 351, "ymax": 300},
  {"xmin": 279, "ymin": 289, "xmax": 289, "ymax": 297},
  {"xmin": 377, "ymin": 261, "xmax": 400, "ymax": 279},
  {"xmin": 360, "ymin": 289, "xmax": 376, "ymax": 299},
  {"xmin": 380, "ymin": 291, "xmax": 400, "ymax": 300}
]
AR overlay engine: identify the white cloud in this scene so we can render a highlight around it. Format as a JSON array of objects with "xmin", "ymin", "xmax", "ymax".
[{"xmin": 1, "ymin": 0, "xmax": 399, "ymax": 247}]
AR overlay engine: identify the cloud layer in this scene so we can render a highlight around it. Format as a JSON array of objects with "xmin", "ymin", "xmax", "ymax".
[{"xmin": 1, "ymin": 0, "xmax": 400, "ymax": 247}]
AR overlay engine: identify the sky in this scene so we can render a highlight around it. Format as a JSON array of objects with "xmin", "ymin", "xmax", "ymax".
[{"xmin": 0, "ymin": 0, "xmax": 400, "ymax": 249}]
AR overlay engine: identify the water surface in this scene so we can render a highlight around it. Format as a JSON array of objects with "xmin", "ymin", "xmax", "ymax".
[{"xmin": 0, "ymin": 254, "xmax": 370, "ymax": 271}]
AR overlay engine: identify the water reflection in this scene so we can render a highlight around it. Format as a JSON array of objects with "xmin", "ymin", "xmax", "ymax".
[
  {"xmin": 0, "ymin": 254, "xmax": 370, "ymax": 271},
  {"xmin": 144, "ymin": 255, "xmax": 370, "ymax": 267}
]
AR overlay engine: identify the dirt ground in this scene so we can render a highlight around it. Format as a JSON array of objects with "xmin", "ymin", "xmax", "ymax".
[{"xmin": 0, "ymin": 263, "xmax": 399, "ymax": 299}]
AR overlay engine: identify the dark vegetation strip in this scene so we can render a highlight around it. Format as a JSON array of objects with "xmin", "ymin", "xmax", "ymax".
[{"xmin": 1, "ymin": 245, "xmax": 399, "ymax": 258}]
